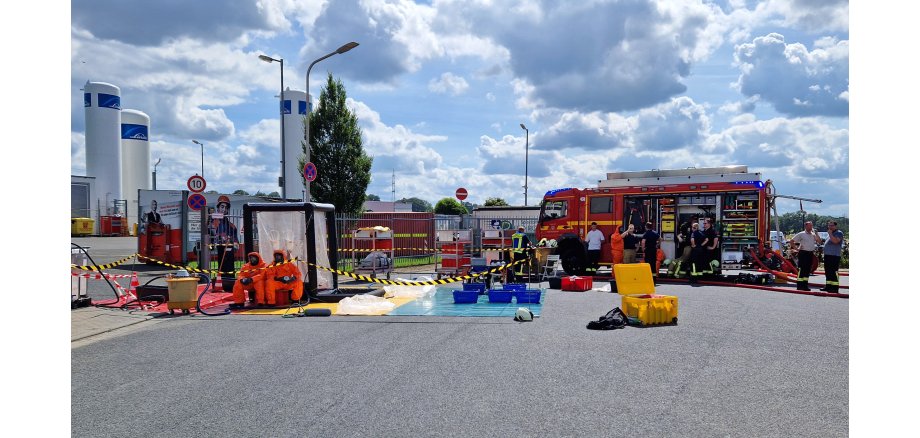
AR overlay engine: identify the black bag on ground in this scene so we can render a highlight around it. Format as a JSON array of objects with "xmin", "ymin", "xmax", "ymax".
[{"xmin": 586, "ymin": 307, "xmax": 628, "ymax": 330}]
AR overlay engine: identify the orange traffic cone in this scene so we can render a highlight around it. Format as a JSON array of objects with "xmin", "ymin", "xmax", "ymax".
[
  {"xmin": 127, "ymin": 272, "xmax": 140, "ymax": 299},
  {"xmin": 213, "ymin": 275, "xmax": 223, "ymax": 292}
]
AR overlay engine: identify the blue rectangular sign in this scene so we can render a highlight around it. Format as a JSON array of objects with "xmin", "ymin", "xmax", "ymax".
[
  {"xmin": 121, "ymin": 124, "xmax": 149, "ymax": 141},
  {"xmin": 298, "ymin": 101, "xmax": 307, "ymax": 115},
  {"xmin": 84, "ymin": 93, "xmax": 91, "ymax": 107},
  {"xmin": 98, "ymin": 93, "xmax": 121, "ymax": 110},
  {"xmin": 282, "ymin": 100, "xmax": 291, "ymax": 115}
]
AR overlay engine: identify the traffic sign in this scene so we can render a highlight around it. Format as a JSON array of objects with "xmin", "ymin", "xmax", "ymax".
[
  {"xmin": 304, "ymin": 162, "xmax": 317, "ymax": 182},
  {"xmin": 490, "ymin": 219, "xmax": 501, "ymax": 229},
  {"xmin": 187, "ymin": 193, "xmax": 207, "ymax": 211},
  {"xmin": 187, "ymin": 175, "xmax": 206, "ymax": 193},
  {"xmin": 455, "ymin": 187, "xmax": 468, "ymax": 201}
]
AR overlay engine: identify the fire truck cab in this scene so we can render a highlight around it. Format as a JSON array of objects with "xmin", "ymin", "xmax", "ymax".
[{"xmin": 536, "ymin": 166, "xmax": 768, "ymax": 275}]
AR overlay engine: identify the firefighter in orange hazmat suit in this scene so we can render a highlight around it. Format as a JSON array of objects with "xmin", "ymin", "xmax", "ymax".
[
  {"xmin": 609, "ymin": 227, "xmax": 624, "ymax": 276},
  {"xmin": 656, "ymin": 247, "xmax": 666, "ymax": 274},
  {"xmin": 231, "ymin": 252, "xmax": 266, "ymax": 309},
  {"xmin": 264, "ymin": 249, "xmax": 303, "ymax": 305}
]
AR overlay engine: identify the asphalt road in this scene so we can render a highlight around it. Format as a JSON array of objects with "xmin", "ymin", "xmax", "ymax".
[{"xmin": 72, "ymin": 284, "xmax": 848, "ymax": 437}]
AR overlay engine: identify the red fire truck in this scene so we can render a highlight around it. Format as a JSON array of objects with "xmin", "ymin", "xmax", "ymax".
[{"xmin": 535, "ymin": 166, "xmax": 771, "ymax": 275}]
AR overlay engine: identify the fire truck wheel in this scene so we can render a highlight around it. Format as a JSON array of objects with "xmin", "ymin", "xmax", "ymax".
[{"xmin": 559, "ymin": 247, "xmax": 587, "ymax": 276}]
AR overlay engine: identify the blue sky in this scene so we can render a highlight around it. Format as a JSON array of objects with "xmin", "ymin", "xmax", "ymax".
[{"xmin": 68, "ymin": 0, "xmax": 849, "ymax": 215}]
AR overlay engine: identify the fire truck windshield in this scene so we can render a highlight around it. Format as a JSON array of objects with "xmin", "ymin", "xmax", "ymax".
[{"xmin": 540, "ymin": 200, "xmax": 567, "ymax": 222}]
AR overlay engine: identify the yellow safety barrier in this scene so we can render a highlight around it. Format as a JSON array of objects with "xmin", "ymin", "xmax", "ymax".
[
  {"xmin": 70, "ymin": 254, "xmax": 138, "ymax": 271},
  {"xmin": 306, "ymin": 259, "xmax": 526, "ymax": 286}
]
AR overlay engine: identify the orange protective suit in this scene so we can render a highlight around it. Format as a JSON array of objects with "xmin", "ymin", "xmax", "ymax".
[
  {"xmin": 232, "ymin": 252, "xmax": 266, "ymax": 306},
  {"xmin": 264, "ymin": 249, "xmax": 303, "ymax": 304},
  {"xmin": 655, "ymin": 248, "xmax": 666, "ymax": 274},
  {"xmin": 609, "ymin": 232, "xmax": 624, "ymax": 276}
]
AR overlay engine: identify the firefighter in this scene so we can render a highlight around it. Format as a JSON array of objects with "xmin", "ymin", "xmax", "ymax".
[
  {"xmin": 609, "ymin": 227, "xmax": 625, "ymax": 276},
  {"xmin": 821, "ymin": 221, "xmax": 844, "ymax": 293},
  {"xmin": 230, "ymin": 252, "xmax": 266, "ymax": 309},
  {"xmin": 668, "ymin": 221, "xmax": 692, "ymax": 277},
  {"xmin": 511, "ymin": 226, "xmax": 534, "ymax": 282},
  {"xmin": 264, "ymin": 249, "xmax": 303, "ymax": 305},
  {"xmin": 689, "ymin": 222, "xmax": 709, "ymax": 284},
  {"xmin": 655, "ymin": 245, "xmax": 666, "ymax": 275},
  {"xmin": 640, "ymin": 222, "xmax": 660, "ymax": 277},
  {"xmin": 792, "ymin": 221, "xmax": 822, "ymax": 291},
  {"xmin": 703, "ymin": 218, "xmax": 720, "ymax": 275}
]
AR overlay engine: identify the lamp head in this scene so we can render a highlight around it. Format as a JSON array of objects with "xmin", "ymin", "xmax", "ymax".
[
  {"xmin": 258, "ymin": 54, "xmax": 275, "ymax": 63},
  {"xmin": 520, "ymin": 123, "xmax": 527, "ymax": 131},
  {"xmin": 336, "ymin": 42, "xmax": 359, "ymax": 54}
]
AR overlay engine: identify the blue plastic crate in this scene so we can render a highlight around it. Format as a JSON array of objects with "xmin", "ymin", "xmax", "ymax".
[
  {"xmin": 514, "ymin": 290, "xmax": 542, "ymax": 304},
  {"xmin": 502, "ymin": 283, "xmax": 527, "ymax": 291},
  {"xmin": 463, "ymin": 282, "xmax": 486, "ymax": 293},
  {"xmin": 487, "ymin": 290, "xmax": 513, "ymax": 303},
  {"xmin": 453, "ymin": 290, "xmax": 480, "ymax": 304}
]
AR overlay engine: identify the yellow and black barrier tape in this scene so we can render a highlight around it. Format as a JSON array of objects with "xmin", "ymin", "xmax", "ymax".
[
  {"xmin": 70, "ymin": 254, "xmax": 138, "ymax": 271},
  {"xmin": 135, "ymin": 254, "xmax": 301, "ymax": 276},
  {"xmin": 305, "ymin": 258, "xmax": 527, "ymax": 286}
]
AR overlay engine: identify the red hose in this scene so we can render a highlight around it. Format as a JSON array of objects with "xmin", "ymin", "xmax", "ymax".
[
  {"xmin": 752, "ymin": 268, "xmax": 848, "ymax": 289},
  {"xmin": 655, "ymin": 277, "xmax": 848, "ymax": 298}
]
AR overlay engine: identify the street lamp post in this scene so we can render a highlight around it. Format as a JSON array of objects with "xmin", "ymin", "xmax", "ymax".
[
  {"xmin": 305, "ymin": 41, "xmax": 359, "ymax": 202},
  {"xmin": 520, "ymin": 123, "xmax": 529, "ymax": 206},
  {"xmin": 259, "ymin": 54, "xmax": 286, "ymax": 199},
  {"xmin": 191, "ymin": 140, "xmax": 204, "ymax": 178},
  {"xmin": 152, "ymin": 157, "xmax": 161, "ymax": 190}
]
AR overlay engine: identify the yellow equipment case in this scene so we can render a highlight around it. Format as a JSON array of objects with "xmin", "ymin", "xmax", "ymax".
[{"xmin": 613, "ymin": 263, "xmax": 679, "ymax": 326}]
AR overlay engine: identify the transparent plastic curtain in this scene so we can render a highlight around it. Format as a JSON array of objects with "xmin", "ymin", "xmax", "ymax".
[
  {"xmin": 256, "ymin": 210, "xmax": 307, "ymax": 277},
  {"xmin": 312, "ymin": 211, "xmax": 333, "ymax": 289}
]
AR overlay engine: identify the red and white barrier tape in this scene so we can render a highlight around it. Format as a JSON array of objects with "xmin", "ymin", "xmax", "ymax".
[{"xmin": 71, "ymin": 272, "xmax": 134, "ymax": 280}]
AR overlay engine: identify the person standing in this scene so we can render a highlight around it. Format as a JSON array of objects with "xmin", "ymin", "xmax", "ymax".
[
  {"xmin": 585, "ymin": 222, "xmax": 604, "ymax": 274},
  {"xmin": 820, "ymin": 221, "xmax": 844, "ymax": 293},
  {"xmin": 622, "ymin": 224, "xmax": 640, "ymax": 263},
  {"xmin": 669, "ymin": 221, "xmax": 692, "ymax": 277},
  {"xmin": 639, "ymin": 222, "xmax": 660, "ymax": 277},
  {"xmin": 703, "ymin": 218, "xmax": 720, "ymax": 275},
  {"xmin": 208, "ymin": 195, "xmax": 239, "ymax": 291},
  {"xmin": 511, "ymin": 226, "xmax": 534, "ymax": 282},
  {"xmin": 609, "ymin": 227, "xmax": 625, "ymax": 267},
  {"xmin": 689, "ymin": 222, "xmax": 708, "ymax": 284},
  {"xmin": 792, "ymin": 221, "xmax": 822, "ymax": 291}
]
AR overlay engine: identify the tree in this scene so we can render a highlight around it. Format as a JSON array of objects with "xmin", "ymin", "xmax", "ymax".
[
  {"xmin": 434, "ymin": 198, "xmax": 468, "ymax": 215},
  {"xmin": 366, "ymin": 194, "xmax": 381, "ymax": 201},
  {"xmin": 233, "ymin": 189, "xmax": 250, "ymax": 196},
  {"xmin": 300, "ymin": 73, "xmax": 373, "ymax": 215},
  {"xmin": 484, "ymin": 197, "xmax": 508, "ymax": 206},
  {"xmin": 268, "ymin": 191, "xmax": 280, "ymax": 198},
  {"xmin": 398, "ymin": 197, "xmax": 433, "ymax": 212}
]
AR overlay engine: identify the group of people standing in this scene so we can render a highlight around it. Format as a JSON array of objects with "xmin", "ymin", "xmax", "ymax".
[
  {"xmin": 666, "ymin": 218, "xmax": 721, "ymax": 284},
  {"xmin": 599, "ymin": 221, "xmax": 665, "ymax": 277}
]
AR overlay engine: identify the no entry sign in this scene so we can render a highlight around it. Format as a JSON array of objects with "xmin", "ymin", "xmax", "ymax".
[{"xmin": 455, "ymin": 187, "xmax": 468, "ymax": 201}]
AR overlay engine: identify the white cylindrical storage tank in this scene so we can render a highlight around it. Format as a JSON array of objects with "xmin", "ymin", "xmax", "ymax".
[
  {"xmin": 121, "ymin": 109, "xmax": 151, "ymax": 230},
  {"xmin": 84, "ymin": 81, "xmax": 122, "ymax": 214},
  {"xmin": 281, "ymin": 88, "xmax": 307, "ymax": 200}
]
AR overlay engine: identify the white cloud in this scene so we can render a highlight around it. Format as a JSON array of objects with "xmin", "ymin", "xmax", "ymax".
[
  {"xmin": 428, "ymin": 72, "xmax": 470, "ymax": 96},
  {"xmin": 349, "ymin": 98, "xmax": 446, "ymax": 174},
  {"xmin": 734, "ymin": 33, "xmax": 849, "ymax": 117}
]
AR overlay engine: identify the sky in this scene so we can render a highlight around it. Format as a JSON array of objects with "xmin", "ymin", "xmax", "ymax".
[{"xmin": 67, "ymin": 0, "xmax": 850, "ymax": 215}]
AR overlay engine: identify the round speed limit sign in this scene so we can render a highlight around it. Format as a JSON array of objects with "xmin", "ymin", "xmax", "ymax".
[{"xmin": 187, "ymin": 175, "xmax": 206, "ymax": 193}]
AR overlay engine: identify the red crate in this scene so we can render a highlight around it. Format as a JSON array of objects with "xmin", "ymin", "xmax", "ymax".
[{"xmin": 562, "ymin": 276, "xmax": 593, "ymax": 292}]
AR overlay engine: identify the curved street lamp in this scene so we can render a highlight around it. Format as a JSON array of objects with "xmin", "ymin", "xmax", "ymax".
[
  {"xmin": 191, "ymin": 140, "xmax": 204, "ymax": 178},
  {"xmin": 259, "ymin": 54, "xmax": 286, "ymax": 199},
  {"xmin": 520, "ymin": 123, "xmax": 529, "ymax": 206},
  {"xmin": 304, "ymin": 41, "xmax": 359, "ymax": 202}
]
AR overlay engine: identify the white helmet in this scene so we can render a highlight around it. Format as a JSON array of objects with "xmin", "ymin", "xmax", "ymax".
[{"xmin": 514, "ymin": 307, "xmax": 534, "ymax": 322}]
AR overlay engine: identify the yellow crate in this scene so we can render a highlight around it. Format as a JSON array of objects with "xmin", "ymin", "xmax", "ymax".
[
  {"xmin": 71, "ymin": 217, "xmax": 94, "ymax": 236},
  {"xmin": 613, "ymin": 263, "xmax": 655, "ymax": 295},
  {"xmin": 621, "ymin": 294, "xmax": 678, "ymax": 326}
]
